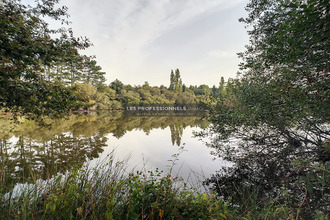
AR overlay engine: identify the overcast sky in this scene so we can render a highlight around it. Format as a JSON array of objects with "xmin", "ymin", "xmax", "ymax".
[{"xmin": 58, "ymin": 0, "xmax": 250, "ymax": 87}]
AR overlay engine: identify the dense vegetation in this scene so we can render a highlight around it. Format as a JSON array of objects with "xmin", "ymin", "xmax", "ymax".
[
  {"xmin": 0, "ymin": 0, "xmax": 107, "ymax": 118},
  {"xmin": 0, "ymin": 156, "xmax": 245, "ymax": 219},
  {"xmin": 77, "ymin": 71, "xmax": 225, "ymax": 111},
  {"xmin": 202, "ymin": 0, "xmax": 329, "ymax": 218}
]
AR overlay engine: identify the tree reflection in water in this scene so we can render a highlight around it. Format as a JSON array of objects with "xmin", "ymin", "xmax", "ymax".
[
  {"xmin": 0, "ymin": 132, "xmax": 106, "ymax": 191},
  {"xmin": 203, "ymin": 127, "xmax": 329, "ymax": 218},
  {"xmin": 0, "ymin": 111, "xmax": 208, "ymax": 191}
]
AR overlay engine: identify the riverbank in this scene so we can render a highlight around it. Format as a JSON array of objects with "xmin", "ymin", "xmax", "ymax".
[{"xmin": 0, "ymin": 155, "xmax": 295, "ymax": 219}]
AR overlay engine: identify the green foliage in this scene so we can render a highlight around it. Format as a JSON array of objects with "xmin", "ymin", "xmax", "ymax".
[
  {"xmin": 2, "ymin": 80, "xmax": 82, "ymax": 119},
  {"xmin": 0, "ymin": 0, "xmax": 105, "ymax": 117},
  {"xmin": 97, "ymin": 76, "xmax": 214, "ymax": 108},
  {"xmin": 120, "ymin": 90, "xmax": 141, "ymax": 105},
  {"xmin": 193, "ymin": 85, "xmax": 211, "ymax": 96},
  {"xmin": 81, "ymin": 56, "xmax": 106, "ymax": 87},
  {"xmin": 0, "ymin": 156, "xmax": 236, "ymax": 220},
  {"xmin": 202, "ymin": 0, "xmax": 329, "ymax": 218},
  {"xmin": 96, "ymin": 72, "xmax": 222, "ymax": 108},
  {"xmin": 169, "ymin": 69, "xmax": 183, "ymax": 94},
  {"xmin": 205, "ymin": 0, "xmax": 330, "ymax": 158},
  {"xmin": 239, "ymin": 0, "xmax": 329, "ymax": 75},
  {"xmin": 109, "ymin": 79, "xmax": 124, "ymax": 93},
  {"xmin": 94, "ymin": 92, "xmax": 112, "ymax": 110},
  {"xmin": 169, "ymin": 70, "xmax": 175, "ymax": 91},
  {"xmin": 175, "ymin": 90, "xmax": 196, "ymax": 105},
  {"xmin": 74, "ymin": 83, "xmax": 97, "ymax": 101}
]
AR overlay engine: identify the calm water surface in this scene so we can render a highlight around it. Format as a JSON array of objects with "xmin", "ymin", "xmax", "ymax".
[{"xmin": 0, "ymin": 112, "xmax": 229, "ymax": 190}]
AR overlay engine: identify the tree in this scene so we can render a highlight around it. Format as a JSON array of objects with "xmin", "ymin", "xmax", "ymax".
[
  {"xmin": 233, "ymin": 0, "xmax": 329, "ymax": 143},
  {"xmin": 169, "ymin": 70, "xmax": 175, "ymax": 91},
  {"xmin": 239, "ymin": 0, "xmax": 329, "ymax": 76},
  {"xmin": 236, "ymin": 0, "xmax": 329, "ymax": 123},
  {"xmin": 120, "ymin": 90, "xmax": 141, "ymax": 105},
  {"xmin": 206, "ymin": 0, "xmax": 330, "ymax": 163},
  {"xmin": 203, "ymin": 0, "xmax": 329, "ymax": 217},
  {"xmin": 218, "ymin": 77, "xmax": 225, "ymax": 95},
  {"xmin": 142, "ymin": 81, "xmax": 151, "ymax": 90},
  {"xmin": 194, "ymin": 84, "xmax": 211, "ymax": 96},
  {"xmin": 175, "ymin": 90, "xmax": 196, "ymax": 105},
  {"xmin": 109, "ymin": 79, "xmax": 124, "ymax": 93},
  {"xmin": 182, "ymin": 84, "xmax": 186, "ymax": 92},
  {"xmin": 211, "ymin": 85, "xmax": 218, "ymax": 97},
  {"xmin": 74, "ymin": 84, "xmax": 97, "ymax": 102},
  {"xmin": 97, "ymin": 85, "xmax": 116, "ymax": 100},
  {"xmin": 81, "ymin": 56, "xmax": 106, "ymax": 87},
  {"xmin": 169, "ymin": 69, "xmax": 183, "ymax": 93},
  {"xmin": 0, "ymin": 0, "xmax": 91, "ymax": 118},
  {"xmin": 174, "ymin": 68, "xmax": 183, "ymax": 93}
]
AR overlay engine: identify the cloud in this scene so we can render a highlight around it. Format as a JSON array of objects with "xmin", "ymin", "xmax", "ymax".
[
  {"xmin": 81, "ymin": 0, "xmax": 232, "ymax": 76},
  {"xmin": 61, "ymin": 0, "xmax": 249, "ymax": 85}
]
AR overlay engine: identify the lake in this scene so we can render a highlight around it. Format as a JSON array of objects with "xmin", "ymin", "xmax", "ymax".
[{"xmin": 0, "ymin": 111, "xmax": 230, "ymax": 191}]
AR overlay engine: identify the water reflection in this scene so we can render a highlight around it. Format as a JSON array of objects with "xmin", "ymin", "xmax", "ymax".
[
  {"xmin": 0, "ymin": 112, "xmax": 210, "ymax": 191},
  {"xmin": 204, "ymin": 132, "xmax": 329, "ymax": 218}
]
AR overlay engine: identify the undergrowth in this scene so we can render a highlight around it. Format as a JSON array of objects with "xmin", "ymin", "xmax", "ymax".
[{"xmin": 0, "ymin": 154, "xmax": 326, "ymax": 219}]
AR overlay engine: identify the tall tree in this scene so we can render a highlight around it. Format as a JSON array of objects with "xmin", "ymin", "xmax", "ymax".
[
  {"xmin": 174, "ymin": 68, "xmax": 183, "ymax": 93},
  {"xmin": 169, "ymin": 69, "xmax": 183, "ymax": 93},
  {"xmin": 109, "ymin": 79, "xmax": 124, "ymax": 93},
  {"xmin": 0, "ymin": 0, "xmax": 91, "ymax": 118},
  {"xmin": 169, "ymin": 70, "xmax": 175, "ymax": 91},
  {"xmin": 218, "ymin": 76, "xmax": 225, "ymax": 95},
  {"xmin": 204, "ymin": 0, "xmax": 329, "ymax": 217},
  {"xmin": 81, "ymin": 56, "xmax": 106, "ymax": 87}
]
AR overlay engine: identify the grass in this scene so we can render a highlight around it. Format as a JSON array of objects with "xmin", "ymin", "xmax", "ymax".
[
  {"xmin": 0, "ymin": 154, "xmax": 234, "ymax": 219},
  {"xmin": 1, "ymin": 154, "xmax": 326, "ymax": 219}
]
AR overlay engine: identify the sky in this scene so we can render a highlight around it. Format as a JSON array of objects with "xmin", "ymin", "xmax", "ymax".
[{"xmin": 57, "ymin": 0, "xmax": 250, "ymax": 87}]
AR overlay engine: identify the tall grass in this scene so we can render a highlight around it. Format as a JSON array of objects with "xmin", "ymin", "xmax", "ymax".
[
  {"xmin": 1, "ymin": 153, "xmax": 319, "ymax": 219},
  {"xmin": 0, "ymin": 154, "xmax": 234, "ymax": 219}
]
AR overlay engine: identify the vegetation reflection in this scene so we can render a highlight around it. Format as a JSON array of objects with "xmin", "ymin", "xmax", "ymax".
[{"xmin": 0, "ymin": 112, "xmax": 208, "ymax": 191}]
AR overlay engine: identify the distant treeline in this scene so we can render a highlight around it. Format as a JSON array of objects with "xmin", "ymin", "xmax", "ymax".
[
  {"xmin": 0, "ymin": 0, "xmax": 230, "ymax": 117},
  {"xmin": 74, "ymin": 68, "xmax": 231, "ymax": 111}
]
